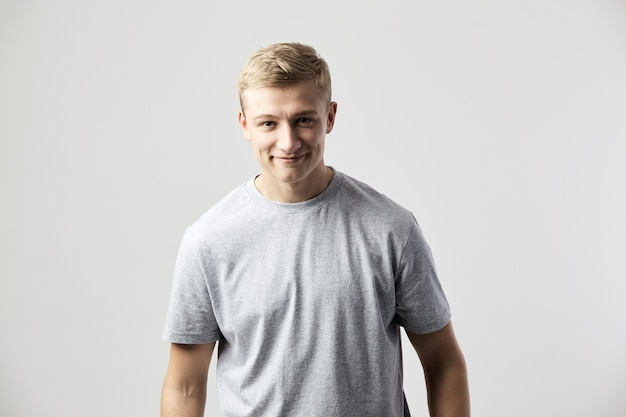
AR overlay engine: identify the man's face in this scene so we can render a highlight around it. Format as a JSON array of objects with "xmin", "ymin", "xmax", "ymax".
[{"xmin": 238, "ymin": 80, "xmax": 337, "ymax": 200}]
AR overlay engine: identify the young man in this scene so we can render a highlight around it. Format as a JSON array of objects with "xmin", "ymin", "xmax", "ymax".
[{"xmin": 161, "ymin": 42, "xmax": 470, "ymax": 417}]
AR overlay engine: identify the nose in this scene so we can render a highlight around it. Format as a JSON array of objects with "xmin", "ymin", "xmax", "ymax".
[{"xmin": 276, "ymin": 124, "xmax": 301, "ymax": 153}]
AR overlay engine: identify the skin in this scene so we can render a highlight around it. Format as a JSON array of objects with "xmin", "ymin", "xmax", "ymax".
[
  {"xmin": 161, "ymin": 342, "xmax": 215, "ymax": 417},
  {"xmin": 160, "ymin": 80, "xmax": 470, "ymax": 416},
  {"xmin": 407, "ymin": 323, "xmax": 471, "ymax": 417},
  {"xmin": 237, "ymin": 79, "xmax": 337, "ymax": 203}
]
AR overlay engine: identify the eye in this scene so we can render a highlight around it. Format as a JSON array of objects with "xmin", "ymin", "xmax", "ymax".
[
  {"xmin": 297, "ymin": 117, "xmax": 314, "ymax": 125},
  {"xmin": 260, "ymin": 121, "xmax": 275, "ymax": 127}
]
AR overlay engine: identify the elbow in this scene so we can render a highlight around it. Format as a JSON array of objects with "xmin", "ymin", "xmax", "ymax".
[{"xmin": 163, "ymin": 377, "xmax": 207, "ymax": 399}]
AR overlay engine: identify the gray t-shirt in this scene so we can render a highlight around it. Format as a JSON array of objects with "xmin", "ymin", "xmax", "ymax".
[{"xmin": 163, "ymin": 169, "xmax": 451, "ymax": 417}]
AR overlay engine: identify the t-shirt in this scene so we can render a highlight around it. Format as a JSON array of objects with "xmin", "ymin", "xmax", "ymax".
[{"xmin": 163, "ymin": 169, "xmax": 451, "ymax": 416}]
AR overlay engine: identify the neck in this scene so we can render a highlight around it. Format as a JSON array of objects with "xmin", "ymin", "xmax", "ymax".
[{"xmin": 255, "ymin": 166, "xmax": 334, "ymax": 203}]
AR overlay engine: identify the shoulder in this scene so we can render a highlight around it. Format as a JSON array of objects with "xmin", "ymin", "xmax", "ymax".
[
  {"xmin": 183, "ymin": 180, "xmax": 255, "ymax": 243},
  {"xmin": 336, "ymin": 171, "xmax": 416, "ymax": 226}
]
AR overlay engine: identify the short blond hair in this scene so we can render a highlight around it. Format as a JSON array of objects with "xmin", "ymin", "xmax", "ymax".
[{"xmin": 238, "ymin": 42, "xmax": 332, "ymax": 109}]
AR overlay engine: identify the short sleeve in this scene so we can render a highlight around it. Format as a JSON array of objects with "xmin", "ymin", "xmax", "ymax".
[
  {"xmin": 162, "ymin": 228, "xmax": 221, "ymax": 344},
  {"xmin": 393, "ymin": 218, "xmax": 451, "ymax": 334}
]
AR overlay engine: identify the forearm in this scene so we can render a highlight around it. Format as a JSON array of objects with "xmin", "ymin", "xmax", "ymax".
[
  {"xmin": 161, "ymin": 379, "xmax": 207, "ymax": 417},
  {"xmin": 424, "ymin": 359, "xmax": 470, "ymax": 417}
]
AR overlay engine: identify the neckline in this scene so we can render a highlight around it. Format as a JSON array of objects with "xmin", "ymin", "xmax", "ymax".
[{"xmin": 246, "ymin": 167, "xmax": 344, "ymax": 214}]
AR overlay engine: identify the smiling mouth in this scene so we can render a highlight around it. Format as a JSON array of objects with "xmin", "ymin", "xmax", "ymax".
[{"xmin": 274, "ymin": 155, "xmax": 305, "ymax": 163}]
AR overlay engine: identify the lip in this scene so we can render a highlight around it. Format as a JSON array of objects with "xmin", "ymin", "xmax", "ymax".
[{"xmin": 273, "ymin": 155, "xmax": 305, "ymax": 164}]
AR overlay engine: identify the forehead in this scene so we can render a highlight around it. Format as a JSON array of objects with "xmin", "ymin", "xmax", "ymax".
[{"xmin": 241, "ymin": 80, "xmax": 326, "ymax": 116}]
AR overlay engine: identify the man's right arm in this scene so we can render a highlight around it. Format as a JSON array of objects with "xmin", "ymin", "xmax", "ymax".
[{"xmin": 161, "ymin": 342, "xmax": 216, "ymax": 417}]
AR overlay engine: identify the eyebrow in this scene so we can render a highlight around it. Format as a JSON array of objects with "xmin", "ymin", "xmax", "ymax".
[{"xmin": 250, "ymin": 110, "xmax": 320, "ymax": 122}]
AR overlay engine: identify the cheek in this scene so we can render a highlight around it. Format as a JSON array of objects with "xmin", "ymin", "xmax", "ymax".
[
  {"xmin": 309, "ymin": 131, "xmax": 327, "ymax": 147},
  {"xmin": 251, "ymin": 137, "xmax": 274, "ymax": 154}
]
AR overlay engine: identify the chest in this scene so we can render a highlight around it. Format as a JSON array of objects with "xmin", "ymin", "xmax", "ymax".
[{"xmin": 206, "ymin": 218, "xmax": 399, "ymax": 342}]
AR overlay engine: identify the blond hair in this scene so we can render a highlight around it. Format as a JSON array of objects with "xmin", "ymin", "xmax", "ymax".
[{"xmin": 238, "ymin": 42, "xmax": 332, "ymax": 109}]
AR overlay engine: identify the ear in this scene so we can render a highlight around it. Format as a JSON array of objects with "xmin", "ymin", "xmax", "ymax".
[
  {"xmin": 238, "ymin": 111, "xmax": 252, "ymax": 141},
  {"xmin": 325, "ymin": 101, "xmax": 338, "ymax": 134}
]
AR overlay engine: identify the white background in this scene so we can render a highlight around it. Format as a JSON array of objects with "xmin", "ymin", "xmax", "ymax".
[{"xmin": 1, "ymin": 1, "xmax": 625, "ymax": 416}]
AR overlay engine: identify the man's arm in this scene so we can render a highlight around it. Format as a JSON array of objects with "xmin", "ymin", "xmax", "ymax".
[
  {"xmin": 406, "ymin": 321, "xmax": 470, "ymax": 417},
  {"xmin": 161, "ymin": 342, "xmax": 216, "ymax": 417}
]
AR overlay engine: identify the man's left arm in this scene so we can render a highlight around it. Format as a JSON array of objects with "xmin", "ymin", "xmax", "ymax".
[{"xmin": 406, "ymin": 321, "xmax": 470, "ymax": 417}]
